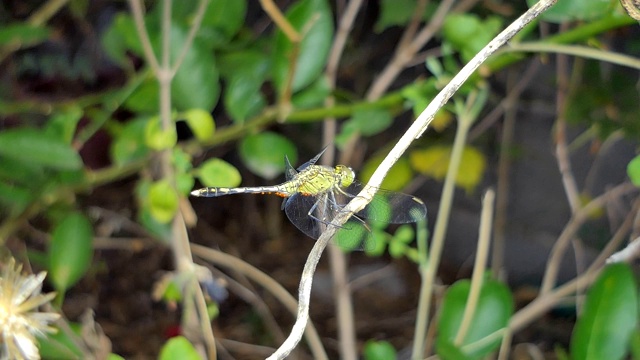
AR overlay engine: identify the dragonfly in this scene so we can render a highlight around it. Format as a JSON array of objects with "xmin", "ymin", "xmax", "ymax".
[{"xmin": 191, "ymin": 148, "xmax": 427, "ymax": 251}]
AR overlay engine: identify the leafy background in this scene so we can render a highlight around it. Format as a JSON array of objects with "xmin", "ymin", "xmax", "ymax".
[{"xmin": 1, "ymin": 0, "xmax": 639, "ymax": 359}]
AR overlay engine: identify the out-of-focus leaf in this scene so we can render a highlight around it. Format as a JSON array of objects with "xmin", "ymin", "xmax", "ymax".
[
  {"xmin": 374, "ymin": 0, "xmax": 433, "ymax": 33},
  {"xmin": 291, "ymin": 76, "xmax": 331, "ymax": 109},
  {"xmin": 182, "ymin": 109, "xmax": 215, "ymax": 141},
  {"xmin": 272, "ymin": 0, "xmax": 333, "ymax": 94},
  {"xmin": 219, "ymin": 50, "xmax": 269, "ymax": 123},
  {"xmin": 336, "ymin": 109, "xmax": 393, "ymax": 146},
  {"xmin": 145, "ymin": 117, "xmax": 177, "ymax": 150},
  {"xmin": 124, "ymin": 79, "xmax": 160, "ymax": 114},
  {"xmin": 148, "ymin": 179, "xmax": 179, "ymax": 224},
  {"xmin": 45, "ymin": 106, "xmax": 83, "ymax": 144},
  {"xmin": 0, "ymin": 23, "xmax": 50, "ymax": 46},
  {"xmin": 0, "ymin": 128, "xmax": 83, "ymax": 170},
  {"xmin": 360, "ymin": 155, "xmax": 413, "ymax": 192},
  {"xmin": 363, "ymin": 340, "xmax": 397, "ymax": 360},
  {"xmin": 627, "ymin": 155, "xmax": 640, "ymax": 187},
  {"xmin": 111, "ymin": 118, "xmax": 150, "ymax": 165},
  {"xmin": 239, "ymin": 133, "xmax": 297, "ymax": 180},
  {"xmin": 38, "ymin": 323, "xmax": 83, "ymax": 360},
  {"xmin": 49, "ymin": 213, "xmax": 93, "ymax": 293},
  {"xmin": 571, "ymin": 263, "xmax": 638, "ymax": 360},
  {"xmin": 159, "ymin": 336, "xmax": 202, "ymax": 360},
  {"xmin": 442, "ymin": 14, "xmax": 502, "ymax": 62},
  {"xmin": 172, "ymin": 149, "xmax": 195, "ymax": 195},
  {"xmin": 202, "ymin": 0, "xmax": 247, "ymax": 39},
  {"xmin": 527, "ymin": 0, "xmax": 616, "ymax": 23},
  {"xmin": 0, "ymin": 182, "xmax": 32, "ymax": 216},
  {"xmin": 101, "ymin": 13, "xmax": 142, "ymax": 66},
  {"xmin": 168, "ymin": 26, "xmax": 220, "ymax": 111},
  {"xmin": 196, "ymin": 158, "xmax": 242, "ymax": 188},
  {"xmin": 410, "ymin": 145, "xmax": 486, "ymax": 193},
  {"xmin": 436, "ymin": 278, "xmax": 513, "ymax": 359}
]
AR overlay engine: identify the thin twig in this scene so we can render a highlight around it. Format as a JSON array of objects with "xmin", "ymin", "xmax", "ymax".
[
  {"xmin": 270, "ymin": 1, "xmax": 559, "ymax": 357},
  {"xmin": 322, "ymin": 1, "xmax": 364, "ymax": 359},
  {"xmin": 190, "ymin": 244, "xmax": 328, "ymax": 360},
  {"xmin": 540, "ymin": 182, "xmax": 637, "ymax": 294},
  {"xmin": 454, "ymin": 189, "xmax": 495, "ymax": 344}
]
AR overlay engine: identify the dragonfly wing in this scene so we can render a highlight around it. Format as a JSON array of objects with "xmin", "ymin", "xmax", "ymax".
[
  {"xmin": 284, "ymin": 155, "xmax": 298, "ymax": 181},
  {"xmin": 283, "ymin": 192, "xmax": 373, "ymax": 251},
  {"xmin": 296, "ymin": 146, "xmax": 328, "ymax": 171},
  {"xmin": 283, "ymin": 194, "xmax": 326, "ymax": 240},
  {"xmin": 344, "ymin": 181, "xmax": 427, "ymax": 223}
]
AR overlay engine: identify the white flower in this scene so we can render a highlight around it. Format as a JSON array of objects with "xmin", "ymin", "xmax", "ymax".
[{"xmin": 0, "ymin": 258, "xmax": 60, "ymax": 360}]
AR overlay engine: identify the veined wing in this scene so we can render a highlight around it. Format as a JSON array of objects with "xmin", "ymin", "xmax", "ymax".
[
  {"xmin": 333, "ymin": 180, "xmax": 427, "ymax": 224},
  {"xmin": 283, "ymin": 192, "xmax": 374, "ymax": 251}
]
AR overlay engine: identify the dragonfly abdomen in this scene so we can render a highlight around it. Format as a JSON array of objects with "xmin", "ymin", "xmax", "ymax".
[{"xmin": 191, "ymin": 185, "xmax": 289, "ymax": 198}]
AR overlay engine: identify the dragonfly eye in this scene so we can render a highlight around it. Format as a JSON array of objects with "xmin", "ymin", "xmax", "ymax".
[{"xmin": 335, "ymin": 165, "xmax": 355, "ymax": 187}]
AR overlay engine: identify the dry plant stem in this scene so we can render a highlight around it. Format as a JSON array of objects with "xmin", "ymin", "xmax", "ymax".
[
  {"xmin": 511, "ymin": 196, "xmax": 640, "ymax": 350},
  {"xmin": 260, "ymin": 0, "xmax": 301, "ymax": 42},
  {"xmin": 189, "ymin": 244, "xmax": 328, "ymax": 360},
  {"xmin": 322, "ymin": 2, "xmax": 364, "ymax": 359},
  {"xmin": 540, "ymin": 182, "xmax": 637, "ymax": 294},
  {"xmin": 454, "ymin": 190, "xmax": 495, "ymax": 345},
  {"xmin": 267, "ymin": 233, "xmax": 333, "ymax": 360},
  {"xmin": 128, "ymin": 0, "xmax": 215, "ymax": 357},
  {"xmin": 269, "ymin": 1, "xmax": 557, "ymax": 358},
  {"xmin": 412, "ymin": 106, "xmax": 474, "ymax": 360},
  {"xmin": 491, "ymin": 68, "xmax": 520, "ymax": 278},
  {"xmin": 554, "ymin": 46, "xmax": 581, "ymax": 213},
  {"xmin": 501, "ymin": 43, "xmax": 640, "ymax": 70},
  {"xmin": 366, "ymin": 0, "xmax": 456, "ymax": 100},
  {"xmin": 409, "ymin": 1, "xmax": 558, "ymax": 357}
]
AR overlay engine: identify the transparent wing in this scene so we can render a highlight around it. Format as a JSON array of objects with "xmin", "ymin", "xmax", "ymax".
[
  {"xmin": 283, "ymin": 192, "xmax": 374, "ymax": 251},
  {"xmin": 338, "ymin": 180, "xmax": 427, "ymax": 224}
]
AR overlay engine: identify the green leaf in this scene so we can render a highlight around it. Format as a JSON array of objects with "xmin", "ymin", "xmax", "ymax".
[
  {"xmin": 239, "ymin": 133, "xmax": 297, "ymax": 180},
  {"xmin": 363, "ymin": 340, "xmax": 397, "ymax": 360},
  {"xmin": 202, "ymin": 0, "xmax": 247, "ymax": 39},
  {"xmin": 101, "ymin": 13, "xmax": 142, "ymax": 66},
  {"xmin": 196, "ymin": 158, "xmax": 242, "ymax": 188},
  {"xmin": 219, "ymin": 50, "xmax": 270, "ymax": 123},
  {"xmin": 0, "ymin": 23, "xmax": 50, "ymax": 46},
  {"xmin": 359, "ymin": 155, "xmax": 413, "ymax": 191},
  {"xmin": 159, "ymin": 336, "xmax": 203, "ymax": 360},
  {"xmin": 0, "ymin": 181, "xmax": 32, "ymax": 216},
  {"xmin": 38, "ymin": 322, "xmax": 83, "ymax": 360},
  {"xmin": 528, "ymin": 0, "xmax": 616, "ymax": 23},
  {"xmin": 49, "ymin": 213, "xmax": 94, "ymax": 293},
  {"xmin": 169, "ymin": 26, "xmax": 220, "ymax": 110},
  {"xmin": 442, "ymin": 14, "xmax": 503, "ymax": 62},
  {"xmin": 0, "ymin": 128, "xmax": 83, "ymax": 170},
  {"xmin": 375, "ymin": 0, "xmax": 420, "ymax": 32},
  {"xmin": 182, "ymin": 109, "xmax": 215, "ymax": 141},
  {"xmin": 144, "ymin": 117, "xmax": 177, "ymax": 150},
  {"xmin": 44, "ymin": 106, "xmax": 83, "ymax": 144},
  {"xmin": 436, "ymin": 279, "xmax": 513, "ymax": 359},
  {"xmin": 291, "ymin": 76, "xmax": 331, "ymax": 109},
  {"xmin": 627, "ymin": 155, "xmax": 640, "ymax": 187},
  {"xmin": 571, "ymin": 263, "xmax": 638, "ymax": 360},
  {"xmin": 111, "ymin": 118, "xmax": 151, "ymax": 165},
  {"xmin": 272, "ymin": 0, "xmax": 334, "ymax": 94},
  {"xmin": 148, "ymin": 179, "xmax": 179, "ymax": 224},
  {"xmin": 410, "ymin": 145, "xmax": 486, "ymax": 193},
  {"xmin": 336, "ymin": 109, "xmax": 393, "ymax": 145},
  {"xmin": 124, "ymin": 79, "xmax": 160, "ymax": 114}
]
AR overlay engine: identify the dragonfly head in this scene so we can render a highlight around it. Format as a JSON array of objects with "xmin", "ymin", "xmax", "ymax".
[{"xmin": 335, "ymin": 165, "xmax": 355, "ymax": 187}]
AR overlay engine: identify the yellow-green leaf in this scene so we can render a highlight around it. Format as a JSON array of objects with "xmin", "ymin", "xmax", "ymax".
[
  {"xmin": 148, "ymin": 179, "xmax": 179, "ymax": 223},
  {"xmin": 410, "ymin": 145, "xmax": 486, "ymax": 192},
  {"xmin": 182, "ymin": 109, "xmax": 215, "ymax": 142},
  {"xmin": 360, "ymin": 155, "xmax": 413, "ymax": 192}
]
